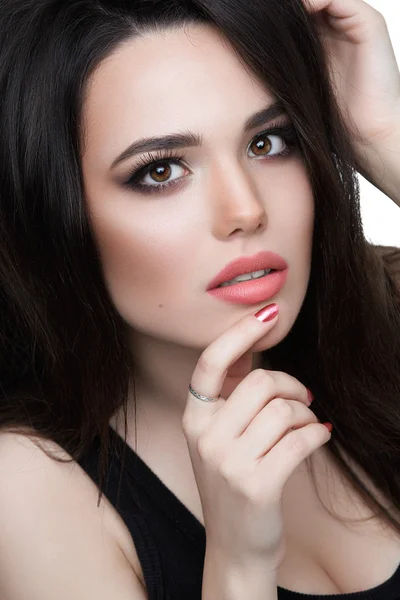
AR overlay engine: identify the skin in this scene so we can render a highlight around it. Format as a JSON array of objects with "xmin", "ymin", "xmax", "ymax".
[{"xmin": 81, "ymin": 23, "xmax": 314, "ymax": 433}]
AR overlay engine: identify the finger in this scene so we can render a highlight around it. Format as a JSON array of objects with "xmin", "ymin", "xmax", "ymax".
[
  {"xmin": 303, "ymin": 0, "xmax": 386, "ymax": 44},
  {"xmin": 236, "ymin": 398, "xmax": 319, "ymax": 462},
  {"xmin": 182, "ymin": 303, "xmax": 279, "ymax": 436},
  {"xmin": 254, "ymin": 422, "xmax": 331, "ymax": 495},
  {"xmin": 303, "ymin": 0, "xmax": 378, "ymax": 19},
  {"xmin": 206, "ymin": 369, "xmax": 312, "ymax": 442}
]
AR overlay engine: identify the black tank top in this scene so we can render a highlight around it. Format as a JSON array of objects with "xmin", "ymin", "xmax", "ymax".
[{"xmin": 77, "ymin": 426, "xmax": 400, "ymax": 600}]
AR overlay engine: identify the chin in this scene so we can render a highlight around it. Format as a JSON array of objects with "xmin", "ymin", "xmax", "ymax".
[{"xmin": 250, "ymin": 308, "xmax": 297, "ymax": 352}]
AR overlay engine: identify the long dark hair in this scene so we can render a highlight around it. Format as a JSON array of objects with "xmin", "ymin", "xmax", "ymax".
[{"xmin": 1, "ymin": 0, "xmax": 400, "ymax": 531}]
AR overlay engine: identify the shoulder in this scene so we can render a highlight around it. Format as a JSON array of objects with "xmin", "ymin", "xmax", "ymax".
[
  {"xmin": 0, "ymin": 430, "xmax": 105, "ymax": 516},
  {"xmin": 373, "ymin": 244, "xmax": 400, "ymax": 277},
  {"xmin": 0, "ymin": 431, "xmax": 146, "ymax": 599},
  {"xmin": 372, "ymin": 244, "xmax": 400, "ymax": 292}
]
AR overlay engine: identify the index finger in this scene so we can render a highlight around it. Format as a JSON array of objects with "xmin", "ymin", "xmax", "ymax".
[{"xmin": 184, "ymin": 303, "xmax": 279, "ymax": 418}]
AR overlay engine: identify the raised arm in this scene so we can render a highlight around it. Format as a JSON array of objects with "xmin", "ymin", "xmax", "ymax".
[
  {"xmin": 356, "ymin": 129, "xmax": 400, "ymax": 209},
  {"xmin": 302, "ymin": 1, "xmax": 400, "ymax": 208}
]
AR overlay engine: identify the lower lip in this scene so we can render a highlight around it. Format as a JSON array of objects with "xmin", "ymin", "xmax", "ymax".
[{"xmin": 207, "ymin": 269, "xmax": 288, "ymax": 305}]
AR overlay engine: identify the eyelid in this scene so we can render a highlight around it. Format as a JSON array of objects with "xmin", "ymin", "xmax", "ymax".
[
  {"xmin": 248, "ymin": 121, "xmax": 295, "ymax": 146},
  {"xmin": 129, "ymin": 148, "xmax": 188, "ymax": 172},
  {"xmin": 128, "ymin": 119, "xmax": 293, "ymax": 170},
  {"xmin": 124, "ymin": 153, "xmax": 189, "ymax": 189}
]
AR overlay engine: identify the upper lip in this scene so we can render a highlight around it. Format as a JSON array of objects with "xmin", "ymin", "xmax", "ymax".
[{"xmin": 207, "ymin": 250, "xmax": 288, "ymax": 290}]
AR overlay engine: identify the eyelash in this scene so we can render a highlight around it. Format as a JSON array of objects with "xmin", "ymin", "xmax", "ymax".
[{"xmin": 124, "ymin": 122, "xmax": 299, "ymax": 195}]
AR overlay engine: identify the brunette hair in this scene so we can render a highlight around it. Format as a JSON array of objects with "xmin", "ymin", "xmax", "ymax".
[{"xmin": 1, "ymin": 0, "xmax": 400, "ymax": 532}]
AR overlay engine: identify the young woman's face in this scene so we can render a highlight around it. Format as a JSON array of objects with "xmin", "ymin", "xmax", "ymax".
[{"xmin": 82, "ymin": 24, "xmax": 314, "ymax": 353}]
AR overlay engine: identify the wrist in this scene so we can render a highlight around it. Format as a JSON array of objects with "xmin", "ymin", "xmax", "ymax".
[
  {"xmin": 202, "ymin": 545, "xmax": 279, "ymax": 600},
  {"xmin": 355, "ymin": 126, "xmax": 400, "ymax": 207}
]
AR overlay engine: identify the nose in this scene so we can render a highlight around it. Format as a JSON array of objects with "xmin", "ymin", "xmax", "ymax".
[{"xmin": 208, "ymin": 158, "xmax": 268, "ymax": 239}]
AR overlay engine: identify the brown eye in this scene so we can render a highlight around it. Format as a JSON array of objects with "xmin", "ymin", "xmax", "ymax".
[
  {"xmin": 250, "ymin": 134, "xmax": 273, "ymax": 156},
  {"xmin": 247, "ymin": 125, "xmax": 298, "ymax": 161},
  {"xmin": 149, "ymin": 162, "xmax": 172, "ymax": 183}
]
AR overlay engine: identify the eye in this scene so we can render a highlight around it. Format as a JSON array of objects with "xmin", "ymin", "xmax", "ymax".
[
  {"xmin": 247, "ymin": 125, "xmax": 298, "ymax": 160},
  {"xmin": 139, "ymin": 160, "xmax": 187, "ymax": 187},
  {"xmin": 124, "ymin": 150, "xmax": 189, "ymax": 195},
  {"xmin": 249, "ymin": 134, "xmax": 286, "ymax": 157}
]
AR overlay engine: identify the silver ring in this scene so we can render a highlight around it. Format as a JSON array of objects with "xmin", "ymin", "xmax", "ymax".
[{"xmin": 189, "ymin": 383, "xmax": 220, "ymax": 403}]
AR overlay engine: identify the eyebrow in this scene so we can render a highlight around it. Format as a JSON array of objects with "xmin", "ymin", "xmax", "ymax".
[{"xmin": 110, "ymin": 100, "xmax": 287, "ymax": 169}]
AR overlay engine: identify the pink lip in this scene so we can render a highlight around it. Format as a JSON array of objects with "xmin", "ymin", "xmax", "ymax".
[
  {"xmin": 206, "ymin": 250, "xmax": 288, "ymax": 291},
  {"xmin": 207, "ymin": 268, "xmax": 288, "ymax": 305}
]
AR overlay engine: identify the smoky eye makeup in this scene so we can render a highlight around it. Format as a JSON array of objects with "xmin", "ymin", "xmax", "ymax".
[{"xmin": 121, "ymin": 119, "xmax": 299, "ymax": 195}]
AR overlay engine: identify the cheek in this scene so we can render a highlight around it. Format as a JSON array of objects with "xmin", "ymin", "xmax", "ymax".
[
  {"xmin": 272, "ymin": 167, "xmax": 314, "ymax": 257},
  {"xmin": 86, "ymin": 195, "xmax": 196, "ymax": 327},
  {"xmin": 280, "ymin": 194, "xmax": 314, "ymax": 260},
  {"xmin": 262, "ymin": 167, "xmax": 314, "ymax": 327}
]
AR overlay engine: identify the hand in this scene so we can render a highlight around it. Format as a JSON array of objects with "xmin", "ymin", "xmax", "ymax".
[
  {"xmin": 304, "ymin": 0, "xmax": 400, "ymax": 149},
  {"xmin": 182, "ymin": 304, "xmax": 332, "ymax": 570}
]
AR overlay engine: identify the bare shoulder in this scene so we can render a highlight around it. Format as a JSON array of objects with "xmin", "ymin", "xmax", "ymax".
[
  {"xmin": 0, "ymin": 431, "xmax": 147, "ymax": 600},
  {"xmin": 374, "ymin": 244, "xmax": 400, "ymax": 290}
]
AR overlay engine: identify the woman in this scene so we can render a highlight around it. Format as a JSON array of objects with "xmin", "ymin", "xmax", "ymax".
[{"xmin": 0, "ymin": 0, "xmax": 400, "ymax": 597}]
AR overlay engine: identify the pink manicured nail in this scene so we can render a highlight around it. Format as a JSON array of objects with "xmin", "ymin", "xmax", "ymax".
[
  {"xmin": 322, "ymin": 422, "xmax": 333, "ymax": 433},
  {"xmin": 254, "ymin": 303, "xmax": 279, "ymax": 323}
]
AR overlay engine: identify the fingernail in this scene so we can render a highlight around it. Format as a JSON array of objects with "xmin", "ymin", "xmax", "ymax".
[
  {"xmin": 322, "ymin": 422, "xmax": 333, "ymax": 433},
  {"xmin": 307, "ymin": 388, "xmax": 314, "ymax": 405},
  {"xmin": 254, "ymin": 303, "xmax": 279, "ymax": 323}
]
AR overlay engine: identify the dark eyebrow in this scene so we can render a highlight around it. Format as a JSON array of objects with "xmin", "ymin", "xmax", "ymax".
[{"xmin": 110, "ymin": 100, "xmax": 287, "ymax": 170}]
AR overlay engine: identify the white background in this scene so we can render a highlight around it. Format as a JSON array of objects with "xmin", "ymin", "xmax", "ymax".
[{"xmin": 358, "ymin": 0, "xmax": 400, "ymax": 246}]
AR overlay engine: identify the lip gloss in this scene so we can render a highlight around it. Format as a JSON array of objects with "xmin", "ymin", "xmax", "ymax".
[{"xmin": 207, "ymin": 269, "xmax": 288, "ymax": 305}]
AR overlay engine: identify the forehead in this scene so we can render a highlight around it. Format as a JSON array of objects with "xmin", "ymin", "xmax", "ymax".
[{"xmin": 82, "ymin": 24, "xmax": 274, "ymax": 157}]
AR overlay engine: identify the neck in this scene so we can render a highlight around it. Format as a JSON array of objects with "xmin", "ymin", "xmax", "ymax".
[{"xmin": 111, "ymin": 328, "xmax": 268, "ymax": 435}]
